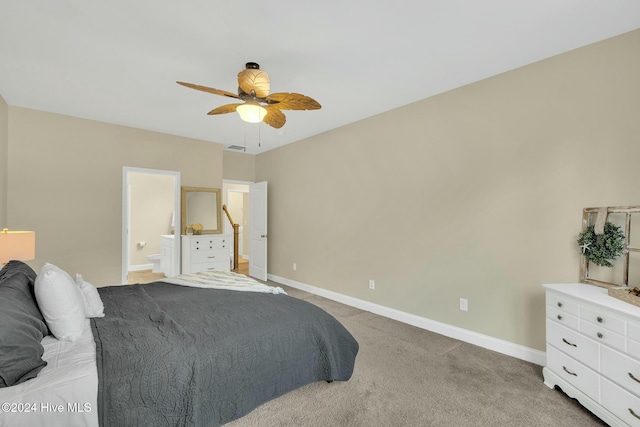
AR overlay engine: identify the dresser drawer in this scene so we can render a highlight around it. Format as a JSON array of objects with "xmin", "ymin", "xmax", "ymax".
[
  {"xmin": 601, "ymin": 377, "xmax": 640, "ymax": 426},
  {"xmin": 547, "ymin": 319, "xmax": 599, "ymax": 370},
  {"xmin": 190, "ymin": 237, "xmax": 229, "ymax": 251},
  {"xmin": 602, "ymin": 346, "xmax": 640, "ymax": 397},
  {"xmin": 546, "ymin": 293, "xmax": 580, "ymax": 317},
  {"xmin": 629, "ymin": 322, "xmax": 640, "ymax": 342},
  {"xmin": 547, "ymin": 305, "xmax": 579, "ymax": 331},
  {"xmin": 582, "ymin": 304, "xmax": 626, "ymax": 335},
  {"xmin": 189, "ymin": 260, "xmax": 230, "ymax": 273},
  {"xmin": 629, "ymin": 340, "xmax": 640, "ymax": 361},
  {"xmin": 581, "ymin": 320, "xmax": 626, "ymax": 354},
  {"xmin": 191, "ymin": 249, "xmax": 228, "ymax": 264},
  {"xmin": 546, "ymin": 345, "xmax": 599, "ymax": 402}
]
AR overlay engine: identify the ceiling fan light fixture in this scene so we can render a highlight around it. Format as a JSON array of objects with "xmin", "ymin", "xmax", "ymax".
[{"xmin": 236, "ymin": 102, "xmax": 267, "ymax": 123}]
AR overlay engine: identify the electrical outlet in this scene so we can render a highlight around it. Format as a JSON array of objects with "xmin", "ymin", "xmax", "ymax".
[
  {"xmin": 459, "ymin": 298, "xmax": 468, "ymax": 312},
  {"xmin": 293, "ymin": 263, "xmax": 297, "ymax": 271},
  {"xmin": 369, "ymin": 280, "xmax": 375, "ymax": 290}
]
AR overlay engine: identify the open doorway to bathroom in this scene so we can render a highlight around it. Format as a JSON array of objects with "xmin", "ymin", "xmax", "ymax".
[
  {"xmin": 122, "ymin": 167, "xmax": 180, "ymax": 284},
  {"xmin": 222, "ymin": 181, "xmax": 250, "ymax": 275}
]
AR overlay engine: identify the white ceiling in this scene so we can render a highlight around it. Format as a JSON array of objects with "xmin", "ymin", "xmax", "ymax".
[{"xmin": 1, "ymin": 1, "xmax": 639, "ymax": 155}]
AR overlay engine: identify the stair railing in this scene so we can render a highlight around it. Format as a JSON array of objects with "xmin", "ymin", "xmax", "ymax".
[{"xmin": 222, "ymin": 204, "xmax": 240, "ymax": 271}]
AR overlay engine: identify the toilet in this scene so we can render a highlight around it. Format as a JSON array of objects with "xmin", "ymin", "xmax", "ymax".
[{"xmin": 146, "ymin": 254, "xmax": 161, "ymax": 273}]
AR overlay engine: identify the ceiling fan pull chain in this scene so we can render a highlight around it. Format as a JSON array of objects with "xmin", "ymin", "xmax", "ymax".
[{"xmin": 258, "ymin": 120, "xmax": 261, "ymax": 147}]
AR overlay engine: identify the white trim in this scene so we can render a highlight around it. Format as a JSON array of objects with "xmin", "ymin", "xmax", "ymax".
[
  {"xmin": 268, "ymin": 273, "xmax": 546, "ymax": 366},
  {"xmin": 223, "ymin": 179, "xmax": 254, "ymax": 186},
  {"xmin": 128, "ymin": 263, "xmax": 153, "ymax": 272}
]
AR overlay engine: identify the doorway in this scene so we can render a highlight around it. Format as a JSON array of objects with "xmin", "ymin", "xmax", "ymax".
[
  {"xmin": 122, "ymin": 167, "xmax": 181, "ymax": 285},
  {"xmin": 223, "ymin": 181, "xmax": 250, "ymax": 274},
  {"xmin": 222, "ymin": 180, "xmax": 268, "ymax": 280}
]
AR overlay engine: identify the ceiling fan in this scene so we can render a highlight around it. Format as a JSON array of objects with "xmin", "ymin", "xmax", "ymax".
[{"xmin": 177, "ymin": 62, "xmax": 321, "ymax": 129}]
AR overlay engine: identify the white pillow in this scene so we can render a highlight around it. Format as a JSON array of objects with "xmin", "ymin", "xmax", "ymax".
[
  {"xmin": 75, "ymin": 274, "xmax": 105, "ymax": 318},
  {"xmin": 34, "ymin": 263, "xmax": 86, "ymax": 342}
]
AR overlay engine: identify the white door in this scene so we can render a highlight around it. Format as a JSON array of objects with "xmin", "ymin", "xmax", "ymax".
[{"xmin": 249, "ymin": 181, "xmax": 267, "ymax": 280}]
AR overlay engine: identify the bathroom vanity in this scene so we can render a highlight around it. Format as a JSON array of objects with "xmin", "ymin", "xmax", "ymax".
[
  {"xmin": 160, "ymin": 235, "xmax": 176, "ymax": 277},
  {"xmin": 181, "ymin": 234, "xmax": 231, "ymax": 273}
]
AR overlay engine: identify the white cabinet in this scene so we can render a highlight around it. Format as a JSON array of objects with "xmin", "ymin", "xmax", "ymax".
[
  {"xmin": 181, "ymin": 234, "xmax": 231, "ymax": 273},
  {"xmin": 543, "ymin": 283, "xmax": 640, "ymax": 426},
  {"xmin": 160, "ymin": 235, "xmax": 176, "ymax": 277}
]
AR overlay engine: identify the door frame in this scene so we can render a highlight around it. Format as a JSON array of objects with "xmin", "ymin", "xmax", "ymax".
[{"xmin": 122, "ymin": 167, "xmax": 181, "ymax": 285}]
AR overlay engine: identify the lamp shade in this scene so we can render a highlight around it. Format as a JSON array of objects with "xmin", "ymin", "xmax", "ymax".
[
  {"xmin": 236, "ymin": 102, "xmax": 267, "ymax": 123},
  {"xmin": 0, "ymin": 229, "xmax": 36, "ymax": 264}
]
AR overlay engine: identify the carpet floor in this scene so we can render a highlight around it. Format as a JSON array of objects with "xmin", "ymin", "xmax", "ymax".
[{"xmin": 226, "ymin": 283, "xmax": 607, "ymax": 427}]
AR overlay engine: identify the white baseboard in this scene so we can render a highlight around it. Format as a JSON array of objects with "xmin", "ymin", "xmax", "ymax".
[
  {"xmin": 268, "ymin": 273, "xmax": 546, "ymax": 366},
  {"xmin": 129, "ymin": 263, "xmax": 153, "ymax": 272}
]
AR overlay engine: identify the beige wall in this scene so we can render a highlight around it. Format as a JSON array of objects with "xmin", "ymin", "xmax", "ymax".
[
  {"xmin": 223, "ymin": 151, "xmax": 255, "ymax": 182},
  {"xmin": 256, "ymin": 29, "xmax": 640, "ymax": 351},
  {"xmin": 0, "ymin": 95, "xmax": 7, "ymax": 227},
  {"xmin": 7, "ymin": 107, "xmax": 223, "ymax": 285}
]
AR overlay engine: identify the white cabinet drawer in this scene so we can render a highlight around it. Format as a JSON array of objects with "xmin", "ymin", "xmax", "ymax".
[
  {"xmin": 601, "ymin": 377, "xmax": 640, "ymax": 426},
  {"xmin": 191, "ymin": 249, "xmax": 228, "ymax": 264},
  {"xmin": 629, "ymin": 322, "xmax": 640, "ymax": 342},
  {"xmin": 580, "ymin": 320, "xmax": 626, "ymax": 354},
  {"xmin": 190, "ymin": 237, "xmax": 228, "ymax": 251},
  {"xmin": 582, "ymin": 304, "xmax": 626, "ymax": 335},
  {"xmin": 547, "ymin": 293, "xmax": 580, "ymax": 316},
  {"xmin": 546, "ymin": 345, "xmax": 599, "ymax": 402},
  {"xmin": 189, "ymin": 260, "xmax": 229, "ymax": 273},
  {"xmin": 546, "ymin": 319, "xmax": 599, "ymax": 370},
  {"xmin": 629, "ymin": 340, "xmax": 640, "ymax": 361},
  {"xmin": 547, "ymin": 305, "xmax": 579, "ymax": 331},
  {"xmin": 602, "ymin": 346, "xmax": 640, "ymax": 397}
]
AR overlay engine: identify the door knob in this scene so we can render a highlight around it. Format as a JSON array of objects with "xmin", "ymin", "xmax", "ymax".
[{"xmin": 261, "ymin": 234, "xmax": 268, "ymax": 238}]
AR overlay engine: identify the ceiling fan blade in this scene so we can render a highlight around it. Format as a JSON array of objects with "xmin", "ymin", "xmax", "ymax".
[
  {"xmin": 207, "ymin": 104, "xmax": 240, "ymax": 115},
  {"xmin": 238, "ymin": 69, "xmax": 270, "ymax": 98},
  {"xmin": 265, "ymin": 92, "xmax": 321, "ymax": 110},
  {"xmin": 176, "ymin": 81, "xmax": 241, "ymax": 99},
  {"xmin": 262, "ymin": 106, "xmax": 286, "ymax": 129}
]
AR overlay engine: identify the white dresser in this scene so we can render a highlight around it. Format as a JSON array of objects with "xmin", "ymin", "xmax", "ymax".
[
  {"xmin": 181, "ymin": 234, "xmax": 231, "ymax": 273},
  {"xmin": 543, "ymin": 283, "xmax": 640, "ymax": 426}
]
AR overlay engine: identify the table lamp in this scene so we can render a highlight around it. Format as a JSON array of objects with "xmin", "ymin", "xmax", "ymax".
[{"xmin": 0, "ymin": 228, "xmax": 36, "ymax": 265}]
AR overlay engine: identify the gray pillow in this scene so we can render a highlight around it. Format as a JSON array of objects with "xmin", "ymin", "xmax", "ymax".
[{"xmin": 0, "ymin": 261, "xmax": 49, "ymax": 387}]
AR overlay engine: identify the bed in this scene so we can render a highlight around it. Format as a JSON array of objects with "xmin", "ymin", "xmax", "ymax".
[{"xmin": 0, "ymin": 261, "xmax": 359, "ymax": 426}]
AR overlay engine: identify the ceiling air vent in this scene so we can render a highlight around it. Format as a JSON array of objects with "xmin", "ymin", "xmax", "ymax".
[{"xmin": 227, "ymin": 145, "xmax": 246, "ymax": 151}]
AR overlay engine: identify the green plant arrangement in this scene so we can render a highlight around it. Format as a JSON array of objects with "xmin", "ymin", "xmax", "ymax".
[{"xmin": 577, "ymin": 222, "xmax": 626, "ymax": 267}]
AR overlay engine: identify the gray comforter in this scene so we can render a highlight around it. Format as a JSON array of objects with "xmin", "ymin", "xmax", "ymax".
[{"xmin": 91, "ymin": 283, "xmax": 358, "ymax": 426}]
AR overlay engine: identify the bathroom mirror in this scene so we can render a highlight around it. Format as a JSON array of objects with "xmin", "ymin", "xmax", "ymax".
[{"xmin": 180, "ymin": 186, "xmax": 222, "ymax": 234}]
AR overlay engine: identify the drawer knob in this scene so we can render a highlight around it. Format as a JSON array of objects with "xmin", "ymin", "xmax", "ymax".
[
  {"xmin": 562, "ymin": 338, "xmax": 577, "ymax": 347},
  {"xmin": 597, "ymin": 332, "xmax": 603, "ymax": 339},
  {"xmin": 597, "ymin": 316, "xmax": 603, "ymax": 323},
  {"xmin": 557, "ymin": 315, "xmax": 563, "ymax": 320},
  {"xmin": 630, "ymin": 408, "xmax": 640, "ymax": 420},
  {"xmin": 562, "ymin": 366, "xmax": 577, "ymax": 377},
  {"xmin": 629, "ymin": 372, "xmax": 640, "ymax": 384},
  {"xmin": 557, "ymin": 302, "xmax": 563, "ymax": 308}
]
